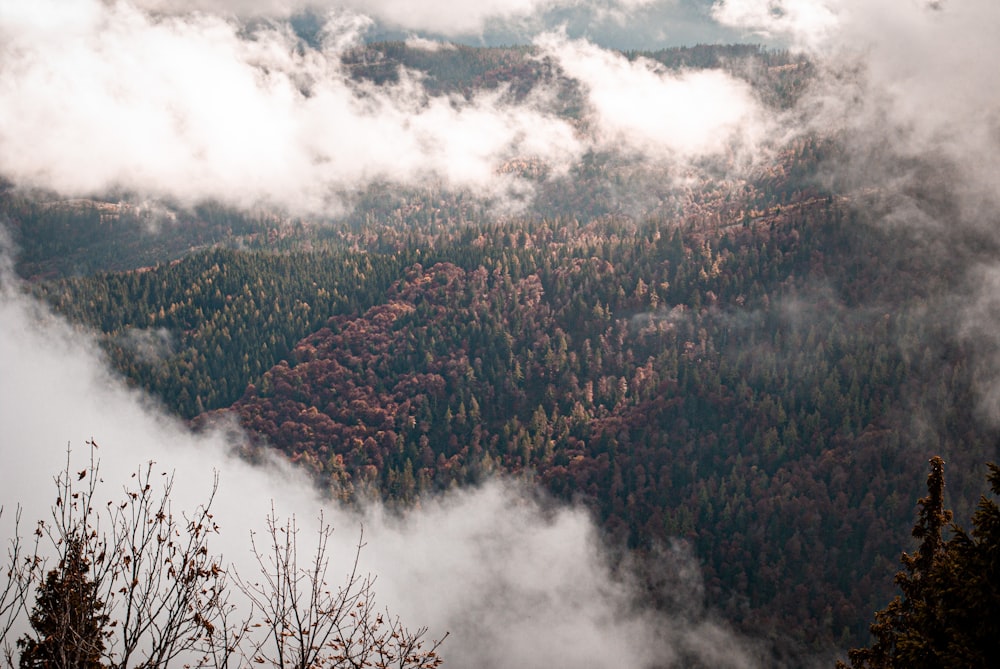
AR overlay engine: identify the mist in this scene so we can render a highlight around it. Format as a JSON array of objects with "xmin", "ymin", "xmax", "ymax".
[
  {"xmin": 0, "ymin": 5, "xmax": 787, "ymax": 665},
  {"xmin": 713, "ymin": 0, "xmax": 1000, "ymax": 426},
  {"xmin": 130, "ymin": 1, "xmax": 745, "ymax": 47},
  {"xmin": 0, "ymin": 0, "xmax": 773, "ymax": 217},
  {"xmin": 715, "ymin": 0, "xmax": 1000, "ymax": 205},
  {"xmin": 0, "ymin": 0, "xmax": 582, "ymax": 214},
  {"xmin": 4, "ymin": 0, "xmax": 999, "ymax": 665},
  {"xmin": 536, "ymin": 31, "xmax": 770, "ymax": 161}
]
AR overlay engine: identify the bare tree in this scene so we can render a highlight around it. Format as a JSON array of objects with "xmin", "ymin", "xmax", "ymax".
[
  {"xmin": 9, "ymin": 442, "xmax": 231, "ymax": 669},
  {"xmin": 0, "ymin": 507, "xmax": 40, "ymax": 667},
  {"xmin": 234, "ymin": 508, "xmax": 446, "ymax": 669},
  {"xmin": 2, "ymin": 443, "xmax": 446, "ymax": 669}
]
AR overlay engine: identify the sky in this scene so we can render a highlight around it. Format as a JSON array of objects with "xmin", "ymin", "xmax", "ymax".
[{"xmin": 2, "ymin": 0, "xmax": 1000, "ymax": 666}]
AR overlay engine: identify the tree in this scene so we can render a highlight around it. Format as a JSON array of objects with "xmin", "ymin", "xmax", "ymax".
[
  {"xmin": 1, "ymin": 508, "xmax": 37, "ymax": 667},
  {"xmin": 1, "ymin": 444, "xmax": 446, "ymax": 669},
  {"xmin": 840, "ymin": 456, "xmax": 1000, "ymax": 668},
  {"xmin": 927, "ymin": 462, "xmax": 1000, "ymax": 668},
  {"xmin": 838, "ymin": 456, "xmax": 950, "ymax": 669},
  {"xmin": 234, "ymin": 509, "xmax": 445, "ymax": 669},
  {"xmin": 17, "ymin": 536, "xmax": 109, "ymax": 669},
  {"xmin": 3, "ymin": 443, "xmax": 229, "ymax": 668}
]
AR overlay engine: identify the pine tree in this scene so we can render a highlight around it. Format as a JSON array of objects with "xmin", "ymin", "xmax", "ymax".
[
  {"xmin": 892, "ymin": 455, "xmax": 951, "ymax": 668},
  {"xmin": 18, "ymin": 535, "xmax": 108, "ymax": 669},
  {"xmin": 840, "ymin": 457, "xmax": 1000, "ymax": 668},
  {"xmin": 839, "ymin": 456, "xmax": 951, "ymax": 669},
  {"xmin": 930, "ymin": 462, "xmax": 1000, "ymax": 668}
]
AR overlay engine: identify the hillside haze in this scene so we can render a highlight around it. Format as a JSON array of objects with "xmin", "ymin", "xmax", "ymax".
[{"xmin": 3, "ymin": 2, "xmax": 1000, "ymax": 668}]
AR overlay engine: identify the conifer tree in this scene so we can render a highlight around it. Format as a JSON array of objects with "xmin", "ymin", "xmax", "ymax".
[
  {"xmin": 929, "ymin": 463, "xmax": 1000, "ymax": 668},
  {"xmin": 839, "ymin": 456, "xmax": 950, "ymax": 669},
  {"xmin": 17, "ymin": 535, "xmax": 108, "ymax": 669},
  {"xmin": 840, "ymin": 456, "xmax": 1000, "ymax": 668}
]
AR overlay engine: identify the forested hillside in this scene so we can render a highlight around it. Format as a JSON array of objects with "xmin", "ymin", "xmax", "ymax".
[{"xmin": 6, "ymin": 41, "xmax": 997, "ymax": 663}]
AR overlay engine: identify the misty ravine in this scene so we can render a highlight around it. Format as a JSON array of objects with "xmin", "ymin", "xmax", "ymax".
[{"xmin": 3, "ymin": 1, "xmax": 1000, "ymax": 668}]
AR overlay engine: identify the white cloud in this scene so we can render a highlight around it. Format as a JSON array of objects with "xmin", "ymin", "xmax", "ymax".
[
  {"xmin": 712, "ymin": 0, "xmax": 1000, "ymax": 170},
  {"xmin": 132, "ymin": 0, "xmax": 662, "ymax": 36},
  {"xmin": 0, "ymin": 0, "xmax": 583, "ymax": 214},
  {"xmin": 711, "ymin": 0, "xmax": 839, "ymax": 47},
  {"xmin": 712, "ymin": 0, "xmax": 1000, "ymax": 217},
  {"xmin": 536, "ymin": 32, "xmax": 771, "ymax": 162},
  {"xmin": 715, "ymin": 0, "xmax": 1000, "ymax": 421},
  {"xmin": 0, "ymin": 1, "xmax": 784, "ymax": 216},
  {"xmin": 403, "ymin": 35, "xmax": 457, "ymax": 51}
]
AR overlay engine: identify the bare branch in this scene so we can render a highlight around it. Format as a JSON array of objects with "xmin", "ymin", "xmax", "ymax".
[
  {"xmin": 0, "ymin": 505, "xmax": 42, "ymax": 668},
  {"xmin": 233, "ymin": 509, "xmax": 445, "ymax": 669},
  {"xmin": 13, "ymin": 441, "xmax": 233, "ymax": 669}
]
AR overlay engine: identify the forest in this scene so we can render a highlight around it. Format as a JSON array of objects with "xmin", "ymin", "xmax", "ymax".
[{"xmin": 3, "ymin": 40, "xmax": 998, "ymax": 665}]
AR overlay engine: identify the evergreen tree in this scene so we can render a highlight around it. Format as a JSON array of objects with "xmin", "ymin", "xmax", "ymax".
[
  {"xmin": 841, "ymin": 457, "xmax": 1000, "ymax": 668},
  {"xmin": 18, "ymin": 535, "xmax": 108, "ymax": 669},
  {"xmin": 892, "ymin": 455, "xmax": 952, "ymax": 668},
  {"xmin": 930, "ymin": 463, "xmax": 1000, "ymax": 668}
]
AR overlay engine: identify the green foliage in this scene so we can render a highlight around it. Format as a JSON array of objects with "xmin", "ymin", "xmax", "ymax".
[
  {"xmin": 29, "ymin": 185, "xmax": 997, "ymax": 654},
  {"xmin": 0, "ymin": 191, "xmax": 281, "ymax": 280},
  {"xmin": 840, "ymin": 458, "xmax": 1000, "ymax": 668},
  {"xmin": 33, "ymin": 247, "xmax": 413, "ymax": 417}
]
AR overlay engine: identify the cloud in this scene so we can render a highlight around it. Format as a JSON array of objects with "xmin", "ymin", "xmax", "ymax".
[
  {"xmin": 536, "ymin": 31, "xmax": 771, "ymax": 163},
  {"xmin": 714, "ymin": 0, "xmax": 1000, "ymax": 236},
  {"xmin": 713, "ymin": 0, "xmax": 1000, "ymax": 186},
  {"xmin": 0, "ymin": 1, "xmax": 783, "ymax": 218},
  {"xmin": 711, "ymin": 0, "xmax": 839, "ymax": 47},
  {"xmin": 0, "ymin": 0, "xmax": 583, "ymax": 214},
  {"xmin": 134, "ymin": 0, "xmax": 563, "ymax": 34},
  {"xmin": 360, "ymin": 483, "xmax": 764, "ymax": 669},
  {"xmin": 715, "ymin": 0, "xmax": 1000, "ymax": 421},
  {"xmin": 403, "ymin": 35, "xmax": 457, "ymax": 51},
  {"xmin": 713, "ymin": 0, "xmax": 1000, "ymax": 224}
]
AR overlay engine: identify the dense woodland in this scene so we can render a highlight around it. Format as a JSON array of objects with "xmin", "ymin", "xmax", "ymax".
[{"xmin": 4, "ymin": 42, "xmax": 998, "ymax": 664}]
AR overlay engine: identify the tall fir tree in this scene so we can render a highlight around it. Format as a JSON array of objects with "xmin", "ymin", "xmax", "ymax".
[
  {"xmin": 18, "ymin": 535, "xmax": 108, "ymax": 669},
  {"xmin": 840, "ymin": 456, "xmax": 1000, "ymax": 668},
  {"xmin": 929, "ymin": 462, "xmax": 1000, "ymax": 668}
]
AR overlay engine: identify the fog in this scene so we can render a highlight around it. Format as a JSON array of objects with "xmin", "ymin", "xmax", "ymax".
[
  {"xmin": 0, "ymin": 0, "xmax": 770, "ymax": 216},
  {"xmin": 0, "ymin": 1, "xmax": 582, "ymax": 214},
  {"xmin": 0, "ymin": 4, "xmax": 786, "ymax": 665},
  {"xmin": 536, "ymin": 31, "xmax": 769, "ymax": 161},
  {"xmin": 715, "ymin": 0, "xmax": 1000, "ymax": 425},
  {"xmin": 130, "ymin": 1, "xmax": 743, "ymax": 47}
]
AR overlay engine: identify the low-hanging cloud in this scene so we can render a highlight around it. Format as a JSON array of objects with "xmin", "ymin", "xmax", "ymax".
[
  {"xmin": 132, "ymin": 1, "xmax": 664, "ymax": 37},
  {"xmin": 0, "ymin": 0, "xmax": 585, "ymax": 214},
  {"xmin": 713, "ymin": 0, "xmax": 1000, "ymax": 203},
  {"xmin": 711, "ymin": 0, "xmax": 838, "ymax": 48},
  {"xmin": 0, "ymin": 1, "xmax": 782, "ymax": 217},
  {"xmin": 715, "ymin": 0, "xmax": 1000, "ymax": 423},
  {"xmin": 536, "ymin": 30, "xmax": 771, "ymax": 163}
]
